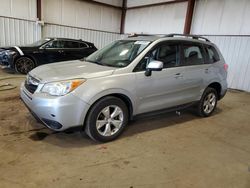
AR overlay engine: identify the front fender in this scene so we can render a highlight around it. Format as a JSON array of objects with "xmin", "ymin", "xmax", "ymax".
[
  {"xmin": 72, "ymin": 73, "xmax": 138, "ymax": 115},
  {"xmin": 87, "ymin": 88, "xmax": 136, "ymax": 109}
]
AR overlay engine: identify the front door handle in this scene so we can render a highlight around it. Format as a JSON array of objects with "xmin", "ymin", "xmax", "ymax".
[
  {"xmin": 58, "ymin": 50, "xmax": 64, "ymax": 53},
  {"xmin": 205, "ymin": 68, "xmax": 210, "ymax": 73},
  {"xmin": 174, "ymin": 73, "xmax": 183, "ymax": 79}
]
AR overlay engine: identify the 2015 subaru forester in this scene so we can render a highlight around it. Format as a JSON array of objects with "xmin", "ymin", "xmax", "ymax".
[{"xmin": 20, "ymin": 34, "xmax": 228, "ymax": 142}]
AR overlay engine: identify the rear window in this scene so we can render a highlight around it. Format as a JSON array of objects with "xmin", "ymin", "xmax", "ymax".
[
  {"xmin": 205, "ymin": 45, "xmax": 220, "ymax": 63},
  {"xmin": 63, "ymin": 41, "xmax": 80, "ymax": 48},
  {"xmin": 79, "ymin": 42, "xmax": 88, "ymax": 48}
]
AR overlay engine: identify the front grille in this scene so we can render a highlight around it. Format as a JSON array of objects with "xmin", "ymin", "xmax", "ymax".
[
  {"xmin": 24, "ymin": 75, "xmax": 40, "ymax": 94},
  {"xmin": 25, "ymin": 81, "xmax": 38, "ymax": 94}
]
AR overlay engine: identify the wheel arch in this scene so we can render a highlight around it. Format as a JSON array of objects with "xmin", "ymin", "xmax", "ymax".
[
  {"xmin": 207, "ymin": 82, "xmax": 222, "ymax": 99},
  {"xmin": 83, "ymin": 91, "xmax": 134, "ymax": 129},
  {"xmin": 14, "ymin": 55, "xmax": 37, "ymax": 67}
]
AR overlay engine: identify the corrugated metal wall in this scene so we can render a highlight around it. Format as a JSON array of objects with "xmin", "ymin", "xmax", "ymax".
[
  {"xmin": 42, "ymin": 0, "xmax": 122, "ymax": 33},
  {"xmin": 95, "ymin": 0, "xmax": 122, "ymax": 7},
  {"xmin": 0, "ymin": 0, "xmax": 36, "ymax": 21},
  {"xmin": 43, "ymin": 23, "xmax": 125, "ymax": 49},
  {"xmin": 205, "ymin": 35, "xmax": 250, "ymax": 92},
  {"xmin": 0, "ymin": 0, "xmax": 124, "ymax": 48},
  {"xmin": 41, "ymin": 0, "xmax": 125, "ymax": 48},
  {"xmin": 191, "ymin": 0, "xmax": 250, "ymax": 92},
  {"xmin": 125, "ymin": 2, "xmax": 187, "ymax": 34},
  {"xmin": 0, "ymin": 0, "xmax": 40, "ymax": 46},
  {"xmin": 191, "ymin": 0, "xmax": 250, "ymax": 35},
  {"xmin": 1, "ymin": 0, "xmax": 250, "ymax": 93},
  {"xmin": 127, "ymin": 0, "xmax": 176, "ymax": 7},
  {"xmin": 0, "ymin": 17, "xmax": 41, "ymax": 46}
]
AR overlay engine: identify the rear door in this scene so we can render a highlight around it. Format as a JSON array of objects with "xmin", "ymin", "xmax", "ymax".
[
  {"xmin": 181, "ymin": 42, "xmax": 209, "ymax": 101},
  {"xmin": 203, "ymin": 44, "xmax": 224, "ymax": 86},
  {"xmin": 79, "ymin": 42, "xmax": 96, "ymax": 57},
  {"xmin": 61, "ymin": 40, "xmax": 82, "ymax": 61}
]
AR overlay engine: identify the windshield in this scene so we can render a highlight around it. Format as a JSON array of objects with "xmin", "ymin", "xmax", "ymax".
[
  {"xmin": 85, "ymin": 40, "xmax": 151, "ymax": 68},
  {"xmin": 27, "ymin": 38, "xmax": 51, "ymax": 47}
]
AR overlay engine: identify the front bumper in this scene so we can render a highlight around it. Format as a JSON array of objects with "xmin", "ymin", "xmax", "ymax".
[
  {"xmin": 20, "ymin": 82, "xmax": 90, "ymax": 131},
  {"xmin": 0, "ymin": 52, "xmax": 15, "ymax": 68}
]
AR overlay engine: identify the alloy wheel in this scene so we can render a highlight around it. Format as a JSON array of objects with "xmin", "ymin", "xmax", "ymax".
[
  {"xmin": 203, "ymin": 93, "xmax": 216, "ymax": 114},
  {"xmin": 96, "ymin": 105, "xmax": 124, "ymax": 137},
  {"xmin": 15, "ymin": 57, "xmax": 34, "ymax": 74}
]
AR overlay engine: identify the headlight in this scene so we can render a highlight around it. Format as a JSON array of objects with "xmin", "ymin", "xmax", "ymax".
[{"xmin": 41, "ymin": 79, "xmax": 86, "ymax": 96}]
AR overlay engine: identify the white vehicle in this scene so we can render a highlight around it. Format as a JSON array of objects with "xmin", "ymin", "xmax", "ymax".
[{"xmin": 21, "ymin": 34, "xmax": 228, "ymax": 142}]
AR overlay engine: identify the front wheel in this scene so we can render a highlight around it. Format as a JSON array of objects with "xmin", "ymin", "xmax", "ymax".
[
  {"xmin": 84, "ymin": 96, "xmax": 129, "ymax": 142},
  {"xmin": 197, "ymin": 87, "xmax": 218, "ymax": 117},
  {"xmin": 15, "ymin": 57, "xmax": 35, "ymax": 74}
]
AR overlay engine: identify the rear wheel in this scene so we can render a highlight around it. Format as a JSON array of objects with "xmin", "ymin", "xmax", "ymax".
[
  {"xmin": 15, "ymin": 57, "xmax": 35, "ymax": 74},
  {"xmin": 84, "ymin": 96, "xmax": 128, "ymax": 142},
  {"xmin": 197, "ymin": 87, "xmax": 218, "ymax": 117}
]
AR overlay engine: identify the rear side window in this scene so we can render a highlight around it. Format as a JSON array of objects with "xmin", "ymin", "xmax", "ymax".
[
  {"xmin": 79, "ymin": 42, "xmax": 88, "ymax": 48},
  {"xmin": 63, "ymin": 41, "xmax": 80, "ymax": 48},
  {"xmin": 183, "ymin": 44, "xmax": 205, "ymax": 65},
  {"xmin": 205, "ymin": 45, "xmax": 220, "ymax": 63}
]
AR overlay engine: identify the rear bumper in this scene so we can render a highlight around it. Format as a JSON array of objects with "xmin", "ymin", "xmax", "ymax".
[
  {"xmin": 219, "ymin": 79, "xmax": 228, "ymax": 100},
  {"xmin": 20, "ymin": 82, "xmax": 90, "ymax": 131},
  {"xmin": 219, "ymin": 88, "xmax": 227, "ymax": 100}
]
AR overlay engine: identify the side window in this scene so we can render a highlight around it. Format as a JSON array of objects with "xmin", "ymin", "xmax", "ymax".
[
  {"xmin": 63, "ymin": 41, "xmax": 80, "ymax": 48},
  {"xmin": 79, "ymin": 42, "xmax": 88, "ymax": 48},
  {"xmin": 45, "ymin": 40, "xmax": 63, "ymax": 48},
  {"xmin": 156, "ymin": 44, "xmax": 179, "ymax": 68},
  {"xmin": 205, "ymin": 45, "xmax": 220, "ymax": 63},
  {"xmin": 134, "ymin": 43, "xmax": 179, "ymax": 72},
  {"xmin": 183, "ymin": 44, "xmax": 205, "ymax": 65}
]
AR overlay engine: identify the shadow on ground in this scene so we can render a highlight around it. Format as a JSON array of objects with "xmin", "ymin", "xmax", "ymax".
[{"xmin": 27, "ymin": 106, "xmax": 224, "ymax": 148}]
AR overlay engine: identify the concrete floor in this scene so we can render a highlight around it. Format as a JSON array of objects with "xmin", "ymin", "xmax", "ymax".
[{"xmin": 0, "ymin": 69, "xmax": 249, "ymax": 188}]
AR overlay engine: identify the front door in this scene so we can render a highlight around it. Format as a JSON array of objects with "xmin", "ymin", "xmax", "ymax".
[
  {"xmin": 134, "ymin": 41, "xmax": 189, "ymax": 114},
  {"xmin": 43, "ymin": 40, "xmax": 66, "ymax": 63}
]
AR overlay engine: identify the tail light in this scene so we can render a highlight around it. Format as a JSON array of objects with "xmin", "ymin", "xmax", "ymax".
[{"xmin": 224, "ymin": 63, "xmax": 228, "ymax": 71}]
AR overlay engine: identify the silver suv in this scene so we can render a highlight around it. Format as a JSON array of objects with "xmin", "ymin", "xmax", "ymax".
[{"xmin": 20, "ymin": 34, "xmax": 228, "ymax": 142}]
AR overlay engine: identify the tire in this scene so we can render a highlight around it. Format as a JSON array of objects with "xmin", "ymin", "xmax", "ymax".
[
  {"xmin": 197, "ymin": 87, "xmax": 218, "ymax": 117},
  {"xmin": 15, "ymin": 57, "xmax": 35, "ymax": 74},
  {"xmin": 84, "ymin": 96, "xmax": 129, "ymax": 142}
]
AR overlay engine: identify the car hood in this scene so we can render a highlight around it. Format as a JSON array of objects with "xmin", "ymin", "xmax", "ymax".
[
  {"xmin": 29, "ymin": 60, "xmax": 116, "ymax": 83},
  {"xmin": 19, "ymin": 46, "xmax": 37, "ymax": 50},
  {"xmin": 0, "ymin": 46, "xmax": 36, "ymax": 52}
]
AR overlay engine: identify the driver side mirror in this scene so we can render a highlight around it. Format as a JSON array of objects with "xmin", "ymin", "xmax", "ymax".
[{"xmin": 145, "ymin": 60, "xmax": 163, "ymax": 76}]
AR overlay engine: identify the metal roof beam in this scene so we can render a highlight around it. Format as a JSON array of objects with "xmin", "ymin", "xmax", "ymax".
[
  {"xmin": 126, "ymin": 0, "xmax": 188, "ymax": 10},
  {"xmin": 184, "ymin": 0, "xmax": 195, "ymax": 34}
]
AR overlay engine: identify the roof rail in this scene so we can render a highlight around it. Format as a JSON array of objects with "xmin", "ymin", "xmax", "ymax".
[
  {"xmin": 128, "ymin": 33, "xmax": 210, "ymax": 42},
  {"xmin": 128, "ymin": 33, "xmax": 158, "ymax": 37},
  {"xmin": 164, "ymin": 33, "xmax": 210, "ymax": 42}
]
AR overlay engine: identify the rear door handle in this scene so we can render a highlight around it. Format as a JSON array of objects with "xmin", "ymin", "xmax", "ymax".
[
  {"xmin": 205, "ymin": 68, "xmax": 210, "ymax": 73},
  {"xmin": 58, "ymin": 50, "xmax": 64, "ymax": 53}
]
